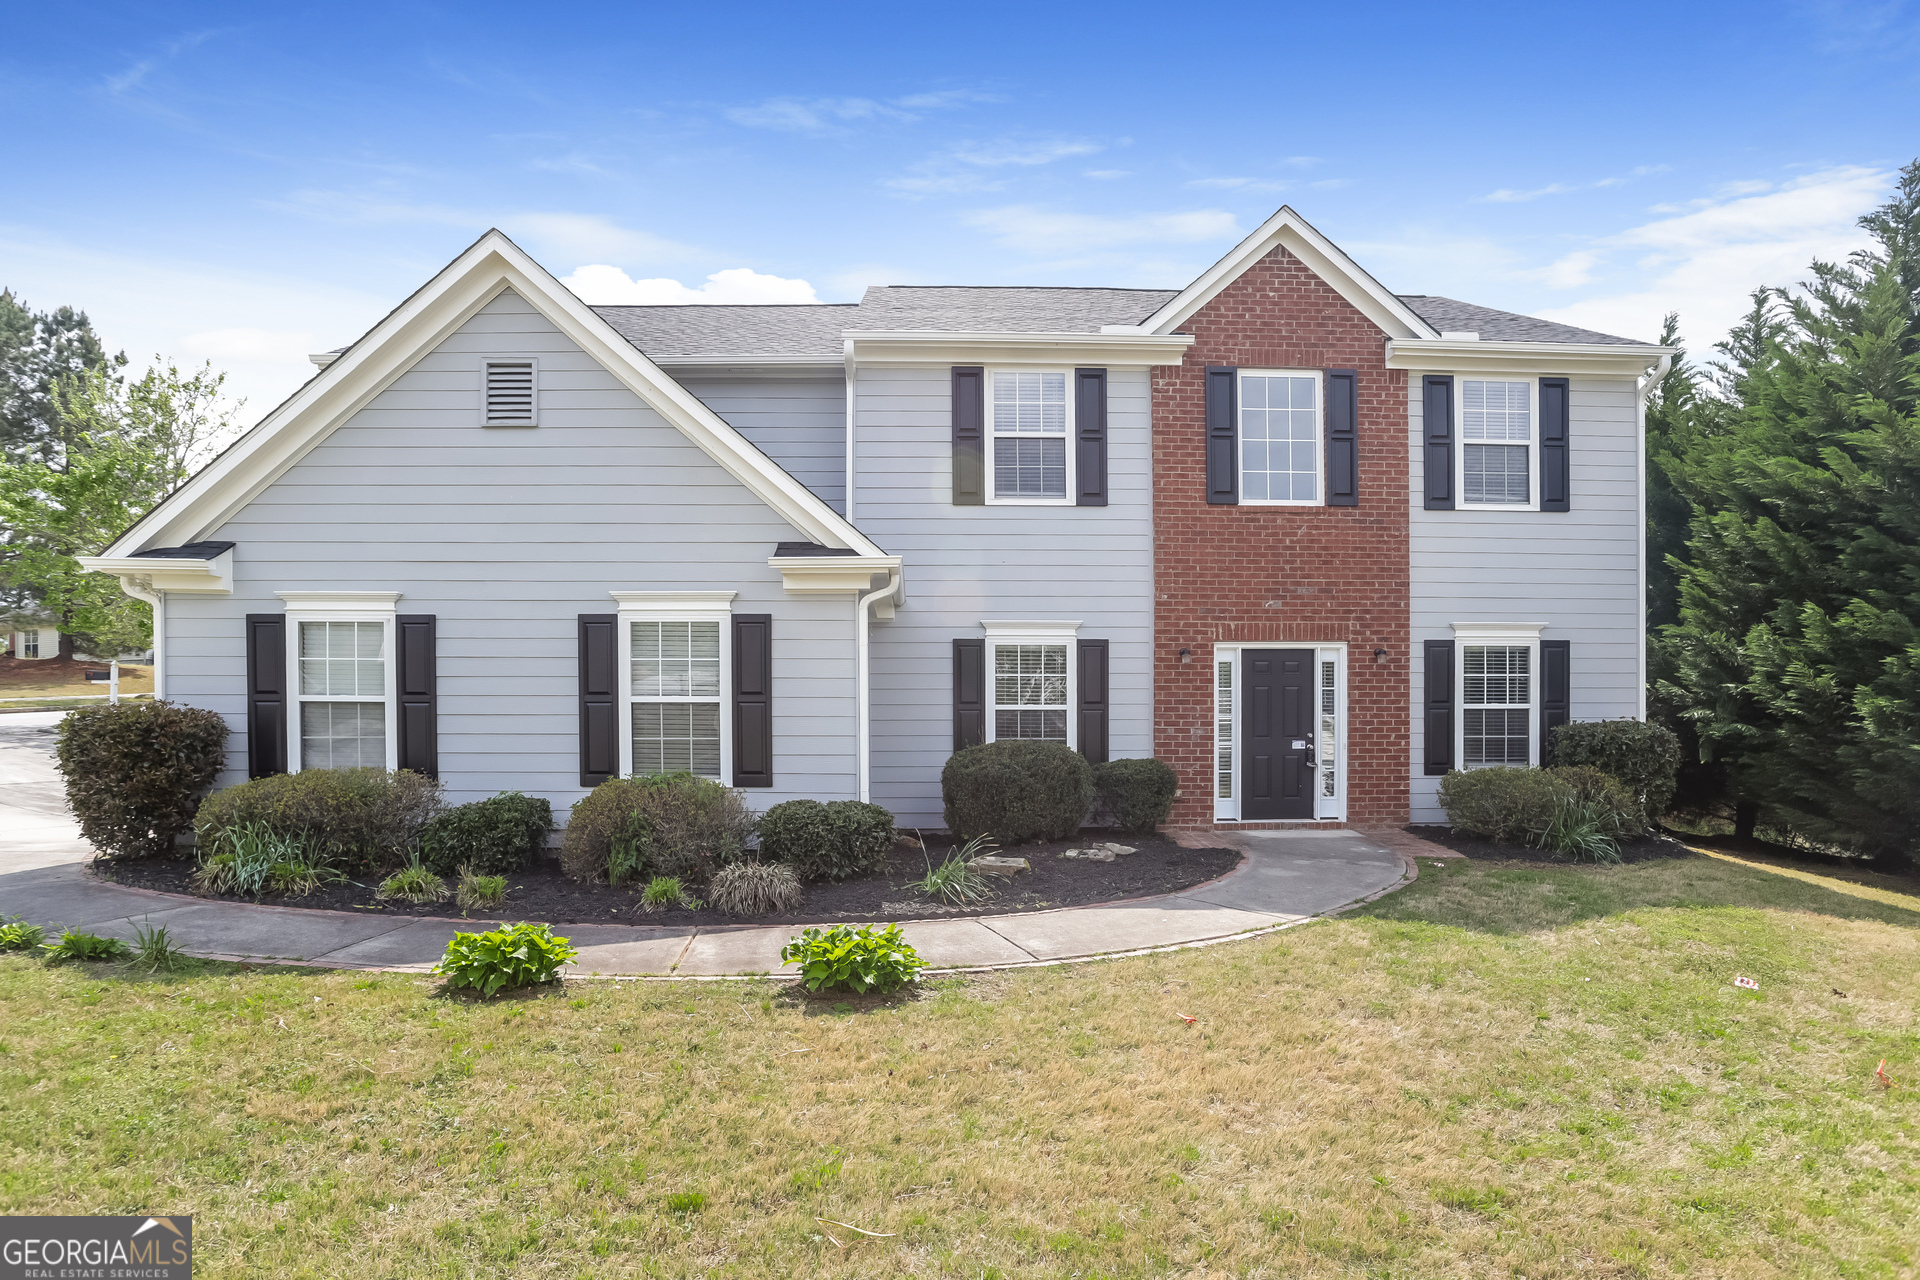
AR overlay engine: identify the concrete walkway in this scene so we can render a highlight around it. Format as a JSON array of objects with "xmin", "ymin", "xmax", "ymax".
[{"xmin": 1, "ymin": 710, "xmax": 1413, "ymax": 977}]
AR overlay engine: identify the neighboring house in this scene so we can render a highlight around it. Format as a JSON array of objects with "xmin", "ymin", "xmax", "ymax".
[
  {"xmin": 5, "ymin": 625, "xmax": 58, "ymax": 659},
  {"xmin": 81, "ymin": 210, "xmax": 1667, "ymax": 832}
]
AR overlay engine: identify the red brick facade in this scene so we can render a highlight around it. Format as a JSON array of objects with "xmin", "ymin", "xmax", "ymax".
[{"xmin": 1152, "ymin": 245, "xmax": 1410, "ymax": 827}]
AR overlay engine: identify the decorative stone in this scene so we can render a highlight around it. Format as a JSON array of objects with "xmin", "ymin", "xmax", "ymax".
[
  {"xmin": 1101, "ymin": 843, "xmax": 1138, "ymax": 856},
  {"xmin": 1060, "ymin": 847, "xmax": 1116, "ymax": 862},
  {"xmin": 968, "ymin": 856, "xmax": 1031, "ymax": 877}
]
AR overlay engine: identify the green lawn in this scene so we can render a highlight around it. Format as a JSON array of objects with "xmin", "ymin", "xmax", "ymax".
[{"xmin": 1, "ymin": 851, "xmax": 1915, "ymax": 1278}]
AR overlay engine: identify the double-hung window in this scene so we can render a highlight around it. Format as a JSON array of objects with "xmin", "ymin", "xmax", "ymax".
[
  {"xmin": 613, "ymin": 592, "xmax": 736, "ymax": 781},
  {"xmin": 20, "ymin": 629, "xmax": 40, "ymax": 658},
  {"xmin": 1461, "ymin": 644, "xmax": 1532, "ymax": 766},
  {"xmin": 989, "ymin": 371, "xmax": 1070, "ymax": 502},
  {"xmin": 981, "ymin": 621, "xmax": 1078, "ymax": 746},
  {"xmin": 1460, "ymin": 379, "xmax": 1534, "ymax": 506},
  {"xmin": 277, "ymin": 592, "xmax": 399, "ymax": 772},
  {"xmin": 1239, "ymin": 370, "xmax": 1322, "ymax": 504}
]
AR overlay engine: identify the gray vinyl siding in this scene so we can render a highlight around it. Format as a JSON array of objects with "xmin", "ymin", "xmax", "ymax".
[
  {"xmin": 674, "ymin": 372, "xmax": 846, "ymax": 514},
  {"xmin": 165, "ymin": 289, "xmax": 857, "ymax": 812},
  {"xmin": 854, "ymin": 365, "xmax": 1155, "ymax": 828},
  {"xmin": 1407, "ymin": 373, "xmax": 1643, "ymax": 823}
]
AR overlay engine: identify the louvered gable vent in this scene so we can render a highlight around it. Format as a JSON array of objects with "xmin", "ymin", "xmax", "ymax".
[{"xmin": 484, "ymin": 360, "xmax": 537, "ymax": 426}]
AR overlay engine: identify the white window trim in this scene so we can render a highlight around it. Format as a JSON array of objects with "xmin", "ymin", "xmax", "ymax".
[
  {"xmin": 1451, "ymin": 622, "xmax": 1544, "ymax": 769},
  {"xmin": 980, "ymin": 619, "xmax": 1080, "ymax": 748},
  {"xmin": 1237, "ymin": 367, "xmax": 1325, "ymax": 507},
  {"xmin": 1453, "ymin": 374, "xmax": 1541, "ymax": 512},
  {"xmin": 1210, "ymin": 642, "xmax": 1348, "ymax": 822},
  {"xmin": 985, "ymin": 367, "xmax": 1075, "ymax": 506},
  {"xmin": 483, "ymin": 356, "xmax": 539, "ymax": 427},
  {"xmin": 613, "ymin": 591, "xmax": 737, "ymax": 781},
  {"xmin": 277, "ymin": 591, "xmax": 401, "ymax": 772}
]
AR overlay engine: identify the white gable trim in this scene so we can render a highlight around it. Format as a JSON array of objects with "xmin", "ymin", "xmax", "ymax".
[
  {"xmin": 1127, "ymin": 206, "xmax": 1439, "ymax": 341},
  {"xmin": 101, "ymin": 230, "xmax": 885, "ymax": 559}
]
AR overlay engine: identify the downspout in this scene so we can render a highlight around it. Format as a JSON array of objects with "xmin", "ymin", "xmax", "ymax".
[
  {"xmin": 854, "ymin": 567, "xmax": 903, "ymax": 803},
  {"xmin": 1633, "ymin": 354, "xmax": 1671, "ymax": 722},
  {"xmin": 119, "ymin": 574, "xmax": 164, "ymax": 701}
]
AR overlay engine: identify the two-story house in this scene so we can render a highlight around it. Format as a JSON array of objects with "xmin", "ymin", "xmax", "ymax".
[{"xmin": 82, "ymin": 210, "xmax": 1667, "ymax": 834}]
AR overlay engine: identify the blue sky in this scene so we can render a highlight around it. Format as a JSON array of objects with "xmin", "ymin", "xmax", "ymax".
[{"xmin": 2, "ymin": 0, "xmax": 1916, "ymax": 417}]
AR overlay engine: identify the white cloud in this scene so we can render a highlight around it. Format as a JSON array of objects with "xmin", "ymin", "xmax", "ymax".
[
  {"xmin": 947, "ymin": 139, "xmax": 1100, "ymax": 167},
  {"xmin": 1083, "ymin": 169, "xmax": 1130, "ymax": 181},
  {"xmin": 502, "ymin": 213, "xmax": 691, "ymax": 265},
  {"xmin": 962, "ymin": 205, "xmax": 1241, "ymax": 253},
  {"xmin": 1537, "ymin": 165, "xmax": 1891, "ymax": 348},
  {"xmin": 559, "ymin": 264, "xmax": 821, "ymax": 305},
  {"xmin": 723, "ymin": 89, "xmax": 993, "ymax": 135},
  {"xmin": 1186, "ymin": 176, "xmax": 1288, "ymax": 192},
  {"xmin": 885, "ymin": 137, "xmax": 1102, "ymax": 197},
  {"xmin": 1483, "ymin": 183, "xmax": 1577, "ymax": 203},
  {"xmin": 1537, "ymin": 250, "xmax": 1600, "ymax": 289}
]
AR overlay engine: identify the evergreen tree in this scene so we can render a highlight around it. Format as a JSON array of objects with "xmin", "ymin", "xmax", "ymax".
[
  {"xmin": 0, "ymin": 289, "xmax": 124, "ymax": 465},
  {"xmin": 1658, "ymin": 159, "xmax": 1920, "ymax": 855}
]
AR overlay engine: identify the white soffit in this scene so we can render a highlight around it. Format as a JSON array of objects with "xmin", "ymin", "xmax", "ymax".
[
  {"xmin": 843, "ymin": 331, "xmax": 1192, "ymax": 368},
  {"xmin": 1134, "ymin": 206, "xmax": 1439, "ymax": 341},
  {"xmin": 1387, "ymin": 338, "xmax": 1675, "ymax": 376},
  {"xmin": 101, "ymin": 230, "xmax": 886, "ymax": 560}
]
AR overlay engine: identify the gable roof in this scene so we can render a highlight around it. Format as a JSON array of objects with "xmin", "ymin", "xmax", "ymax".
[
  {"xmin": 856, "ymin": 286, "xmax": 1178, "ymax": 332},
  {"xmin": 102, "ymin": 230, "xmax": 886, "ymax": 558},
  {"xmin": 1396, "ymin": 295, "xmax": 1646, "ymax": 345},
  {"xmin": 594, "ymin": 303, "xmax": 855, "ymax": 359}
]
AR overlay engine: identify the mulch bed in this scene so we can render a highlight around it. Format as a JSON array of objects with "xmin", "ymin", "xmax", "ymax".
[
  {"xmin": 1407, "ymin": 825, "xmax": 1697, "ymax": 866},
  {"xmin": 95, "ymin": 832, "xmax": 1243, "ymax": 927}
]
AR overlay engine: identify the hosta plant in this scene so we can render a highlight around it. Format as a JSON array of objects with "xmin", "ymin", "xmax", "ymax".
[
  {"xmin": 433, "ymin": 922, "xmax": 578, "ymax": 997},
  {"xmin": 780, "ymin": 923, "xmax": 928, "ymax": 995},
  {"xmin": 0, "ymin": 919, "xmax": 47, "ymax": 952},
  {"xmin": 42, "ymin": 930, "xmax": 132, "ymax": 963}
]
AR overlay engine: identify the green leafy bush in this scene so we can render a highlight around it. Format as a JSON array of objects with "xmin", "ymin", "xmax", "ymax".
[
  {"xmin": 942, "ymin": 740, "xmax": 1093, "ymax": 843},
  {"xmin": 780, "ymin": 922, "xmax": 929, "ymax": 994},
  {"xmin": 378, "ymin": 858, "xmax": 450, "ymax": 904},
  {"xmin": 0, "ymin": 921, "xmax": 48, "ymax": 952},
  {"xmin": 1439, "ymin": 766, "xmax": 1641, "ymax": 849},
  {"xmin": 708, "ymin": 861, "xmax": 805, "ymax": 915},
  {"xmin": 421, "ymin": 791, "xmax": 554, "ymax": 876},
  {"xmin": 639, "ymin": 876, "xmax": 698, "ymax": 911},
  {"xmin": 756, "ymin": 799, "xmax": 897, "ymax": 881},
  {"xmin": 1093, "ymin": 758, "xmax": 1179, "ymax": 834},
  {"xmin": 195, "ymin": 768, "xmax": 443, "ymax": 870},
  {"xmin": 55, "ymin": 700, "xmax": 228, "ymax": 859},
  {"xmin": 432, "ymin": 922, "xmax": 578, "ymax": 997},
  {"xmin": 560, "ymin": 774, "xmax": 753, "ymax": 885},
  {"xmin": 1548, "ymin": 719, "xmax": 1682, "ymax": 820},
  {"xmin": 42, "ymin": 930, "xmax": 131, "ymax": 963},
  {"xmin": 456, "ymin": 865, "xmax": 508, "ymax": 912}
]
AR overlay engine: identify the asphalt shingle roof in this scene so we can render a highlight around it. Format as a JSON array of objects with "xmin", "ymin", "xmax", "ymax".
[
  {"xmin": 591, "ymin": 304, "xmax": 856, "ymax": 359},
  {"xmin": 853, "ymin": 286, "xmax": 1179, "ymax": 332},
  {"xmin": 1396, "ymin": 295, "xmax": 1646, "ymax": 346}
]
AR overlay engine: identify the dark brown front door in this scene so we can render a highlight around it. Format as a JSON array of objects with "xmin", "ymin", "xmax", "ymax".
[{"xmin": 1242, "ymin": 648, "xmax": 1314, "ymax": 820}]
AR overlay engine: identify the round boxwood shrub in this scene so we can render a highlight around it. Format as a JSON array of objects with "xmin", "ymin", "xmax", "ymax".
[
  {"xmin": 55, "ymin": 700, "xmax": 229, "ymax": 860},
  {"xmin": 941, "ymin": 740, "xmax": 1093, "ymax": 844},
  {"xmin": 1093, "ymin": 758, "xmax": 1179, "ymax": 835},
  {"xmin": 559, "ymin": 773, "xmax": 754, "ymax": 885},
  {"xmin": 193, "ymin": 768, "xmax": 443, "ymax": 870},
  {"xmin": 1547, "ymin": 719, "xmax": 1681, "ymax": 821},
  {"xmin": 757, "ymin": 799, "xmax": 896, "ymax": 881},
  {"xmin": 420, "ymin": 791, "xmax": 554, "ymax": 875}
]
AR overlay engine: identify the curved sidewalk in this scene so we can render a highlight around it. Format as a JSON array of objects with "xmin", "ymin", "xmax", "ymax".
[{"xmin": 1, "ymin": 712, "xmax": 1414, "ymax": 976}]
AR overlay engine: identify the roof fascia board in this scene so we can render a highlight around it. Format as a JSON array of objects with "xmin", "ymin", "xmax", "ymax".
[
  {"xmin": 844, "ymin": 331, "xmax": 1192, "ymax": 368},
  {"xmin": 1135, "ymin": 207, "xmax": 1439, "ymax": 340},
  {"xmin": 1386, "ymin": 339, "xmax": 1677, "ymax": 376},
  {"xmin": 105, "ymin": 231, "xmax": 885, "ymax": 558}
]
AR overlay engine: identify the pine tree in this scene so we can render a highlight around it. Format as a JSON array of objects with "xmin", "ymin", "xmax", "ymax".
[
  {"xmin": 1658, "ymin": 159, "xmax": 1920, "ymax": 855},
  {"xmin": 0, "ymin": 290, "xmax": 124, "ymax": 465}
]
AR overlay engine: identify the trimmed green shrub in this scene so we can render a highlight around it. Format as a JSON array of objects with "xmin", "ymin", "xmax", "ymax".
[
  {"xmin": 55, "ymin": 700, "xmax": 228, "ymax": 859},
  {"xmin": 1548, "ymin": 719, "xmax": 1682, "ymax": 820},
  {"xmin": 1093, "ymin": 758, "xmax": 1179, "ymax": 834},
  {"xmin": 42, "ymin": 930, "xmax": 131, "ymax": 963},
  {"xmin": 1439, "ymin": 766, "xmax": 1641, "ymax": 848},
  {"xmin": 420, "ymin": 791, "xmax": 553, "ymax": 876},
  {"xmin": 941, "ymin": 740, "xmax": 1093, "ymax": 843},
  {"xmin": 560, "ymin": 773, "xmax": 753, "ymax": 885},
  {"xmin": 194, "ymin": 768, "xmax": 443, "ymax": 870},
  {"xmin": 433, "ymin": 922, "xmax": 578, "ymax": 996},
  {"xmin": 780, "ymin": 923, "xmax": 928, "ymax": 994},
  {"xmin": 757, "ymin": 799, "xmax": 897, "ymax": 881},
  {"xmin": 708, "ymin": 861, "xmax": 805, "ymax": 915}
]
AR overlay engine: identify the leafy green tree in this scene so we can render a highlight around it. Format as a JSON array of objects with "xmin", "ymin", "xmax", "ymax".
[
  {"xmin": 1657, "ymin": 159, "xmax": 1920, "ymax": 855},
  {"xmin": 0, "ymin": 289, "xmax": 124, "ymax": 465}
]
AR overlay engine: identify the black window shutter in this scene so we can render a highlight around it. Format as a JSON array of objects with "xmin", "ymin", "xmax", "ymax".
[
  {"xmin": 1423, "ymin": 639, "xmax": 1454, "ymax": 776},
  {"xmin": 1077, "ymin": 638, "xmax": 1109, "ymax": 764},
  {"xmin": 578, "ymin": 613, "xmax": 618, "ymax": 788},
  {"xmin": 1325, "ymin": 367, "xmax": 1358, "ymax": 507},
  {"xmin": 1205, "ymin": 365, "xmax": 1238, "ymax": 504},
  {"xmin": 733, "ymin": 614, "xmax": 773, "ymax": 787},
  {"xmin": 1541, "ymin": 639, "xmax": 1570, "ymax": 763},
  {"xmin": 953, "ymin": 638, "xmax": 985, "ymax": 750},
  {"xmin": 1423, "ymin": 375, "xmax": 1454, "ymax": 510},
  {"xmin": 1075, "ymin": 367, "xmax": 1108, "ymax": 507},
  {"xmin": 1539, "ymin": 377, "xmax": 1571, "ymax": 513},
  {"xmin": 245, "ymin": 613, "xmax": 287, "ymax": 779},
  {"xmin": 395, "ymin": 614, "xmax": 438, "ymax": 779},
  {"xmin": 952, "ymin": 366, "xmax": 985, "ymax": 506}
]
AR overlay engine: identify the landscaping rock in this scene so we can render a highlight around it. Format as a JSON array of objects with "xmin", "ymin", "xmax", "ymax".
[
  {"xmin": 1060, "ymin": 846, "xmax": 1117, "ymax": 862},
  {"xmin": 1102, "ymin": 843, "xmax": 1138, "ymax": 856},
  {"xmin": 969, "ymin": 856, "xmax": 1031, "ymax": 877}
]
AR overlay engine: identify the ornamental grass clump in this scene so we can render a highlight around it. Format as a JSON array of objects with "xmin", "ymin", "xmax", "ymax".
[
  {"xmin": 912, "ymin": 834, "xmax": 995, "ymax": 906},
  {"xmin": 455, "ymin": 865, "xmax": 508, "ymax": 913},
  {"xmin": 377, "ymin": 856, "xmax": 450, "ymax": 904},
  {"xmin": 55, "ymin": 700, "xmax": 229, "ymax": 860},
  {"xmin": 193, "ymin": 821, "xmax": 313, "ymax": 898},
  {"xmin": 130, "ymin": 919, "xmax": 192, "ymax": 973},
  {"xmin": 432, "ymin": 922, "xmax": 578, "ymax": 997},
  {"xmin": 780, "ymin": 923, "xmax": 928, "ymax": 995},
  {"xmin": 639, "ymin": 876, "xmax": 698, "ymax": 912},
  {"xmin": 707, "ymin": 861, "xmax": 805, "ymax": 915}
]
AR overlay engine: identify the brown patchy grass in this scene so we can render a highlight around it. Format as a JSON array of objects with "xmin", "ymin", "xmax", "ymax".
[{"xmin": 1, "ymin": 854, "xmax": 1915, "ymax": 1278}]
